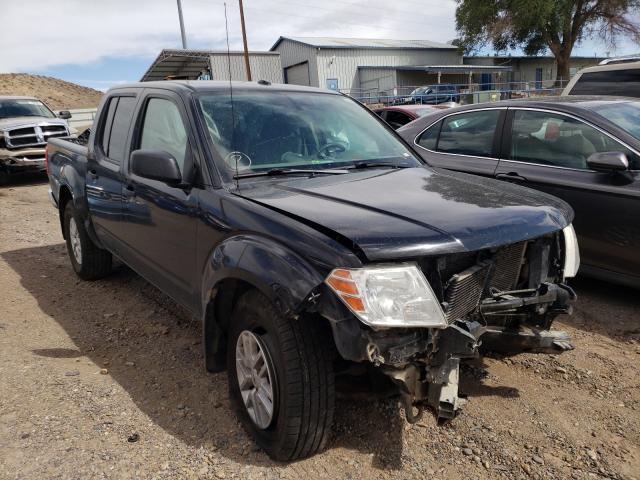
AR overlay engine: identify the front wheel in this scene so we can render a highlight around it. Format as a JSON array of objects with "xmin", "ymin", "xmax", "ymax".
[
  {"xmin": 227, "ymin": 290, "xmax": 335, "ymax": 461},
  {"xmin": 63, "ymin": 202, "xmax": 112, "ymax": 280}
]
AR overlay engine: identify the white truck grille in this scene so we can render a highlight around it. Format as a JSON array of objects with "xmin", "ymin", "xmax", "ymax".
[{"xmin": 3, "ymin": 123, "xmax": 68, "ymax": 149}]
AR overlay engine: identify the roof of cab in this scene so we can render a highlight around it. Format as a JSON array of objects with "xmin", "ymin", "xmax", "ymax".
[{"xmin": 108, "ymin": 80, "xmax": 341, "ymax": 96}]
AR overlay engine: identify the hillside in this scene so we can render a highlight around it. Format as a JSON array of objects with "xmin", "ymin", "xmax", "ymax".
[{"xmin": 0, "ymin": 73, "xmax": 103, "ymax": 110}]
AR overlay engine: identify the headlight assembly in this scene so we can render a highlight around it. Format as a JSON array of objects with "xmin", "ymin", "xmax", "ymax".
[{"xmin": 325, "ymin": 263, "xmax": 447, "ymax": 328}]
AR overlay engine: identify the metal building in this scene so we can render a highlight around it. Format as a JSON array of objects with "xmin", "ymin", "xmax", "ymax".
[
  {"xmin": 141, "ymin": 49, "xmax": 283, "ymax": 83},
  {"xmin": 270, "ymin": 37, "xmax": 463, "ymax": 92}
]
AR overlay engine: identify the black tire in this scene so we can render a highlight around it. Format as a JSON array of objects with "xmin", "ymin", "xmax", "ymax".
[
  {"xmin": 227, "ymin": 290, "xmax": 335, "ymax": 461},
  {"xmin": 63, "ymin": 202, "xmax": 112, "ymax": 280}
]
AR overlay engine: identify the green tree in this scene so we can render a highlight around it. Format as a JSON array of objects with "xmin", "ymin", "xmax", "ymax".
[{"xmin": 455, "ymin": 0, "xmax": 640, "ymax": 85}]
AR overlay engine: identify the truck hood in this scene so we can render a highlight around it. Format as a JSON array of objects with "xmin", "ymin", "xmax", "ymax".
[
  {"xmin": 238, "ymin": 167, "xmax": 573, "ymax": 261},
  {"xmin": 0, "ymin": 116, "xmax": 66, "ymax": 130}
]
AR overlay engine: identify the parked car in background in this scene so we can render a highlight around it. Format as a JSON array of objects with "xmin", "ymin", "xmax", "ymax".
[
  {"xmin": 562, "ymin": 58, "xmax": 640, "ymax": 97},
  {"xmin": 401, "ymin": 84, "xmax": 459, "ymax": 105},
  {"xmin": 48, "ymin": 80, "xmax": 578, "ymax": 460},
  {"xmin": 399, "ymin": 96, "xmax": 640, "ymax": 288},
  {"xmin": 0, "ymin": 96, "xmax": 73, "ymax": 184},
  {"xmin": 373, "ymin": 104, "xmax": 455, "ymax": 129}
]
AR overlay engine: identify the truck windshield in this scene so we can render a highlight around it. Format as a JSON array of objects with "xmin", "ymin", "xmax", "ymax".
[
  {"xmin": 0, "ymin": 99, "xmax": 55, "ymax": 119},
  {"xmin": 198, "ymin": 91, "xmax": 420, "ymax": 177}
]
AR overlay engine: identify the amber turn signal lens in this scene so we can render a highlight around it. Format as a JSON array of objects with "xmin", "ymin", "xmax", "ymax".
[{"xmin": 326, "ymin": 276, "xmax": 359, "ymax": 296}]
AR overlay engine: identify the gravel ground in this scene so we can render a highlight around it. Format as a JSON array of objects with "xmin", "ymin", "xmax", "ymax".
[{"xmin": 1, "ymin": 177, "xmax": 639, "ymax": 480}]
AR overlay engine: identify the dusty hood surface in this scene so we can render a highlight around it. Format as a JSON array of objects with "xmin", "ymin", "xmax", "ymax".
[{"xmin": 238, "ymin": 167, "xmax": 573, "ymax": 261}]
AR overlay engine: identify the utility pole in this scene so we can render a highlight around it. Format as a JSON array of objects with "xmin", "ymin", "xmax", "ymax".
[
  {"xmin": 176, "ymin": 0, "xmax": 188, "ymax": 49},
  {"xmin": 239, "ymin": 0, "xmax": 252, "ymax": 81}
]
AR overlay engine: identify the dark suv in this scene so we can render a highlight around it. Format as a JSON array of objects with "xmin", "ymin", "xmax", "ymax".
[
  {"xmin": 47, "ymin": 81, "xmax": 578, "ymax": 460},
  {"xmin": 402, "ymin": 84, "xmax": 459, "ymax": 104}
]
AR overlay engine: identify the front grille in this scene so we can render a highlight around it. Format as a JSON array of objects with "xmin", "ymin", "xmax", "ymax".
[
  {"xmin": 3, "ymin": 123, "xmax": 68, "ymax": 149},
  {"xmin": 442, "ymin": 241, "xmax": 527, "ymax": 322}
]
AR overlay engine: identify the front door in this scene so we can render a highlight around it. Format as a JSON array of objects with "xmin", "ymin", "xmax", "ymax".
[
  {"xmin": 496, "ymin": 108, "xmax": 640, "ymax": 280},
  {"xmin": 118, "ymin": 90, "xmax": 200, "ymax": 311}
]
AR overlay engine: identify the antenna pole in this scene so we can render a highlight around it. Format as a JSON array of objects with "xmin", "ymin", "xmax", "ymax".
[
  {"xmin": 176, "ymin": 0, "xmax": 188, "ymax": 49},
  {"xmin": 239, "ymin": 0, "xmax": 252, "ymax": 81}
]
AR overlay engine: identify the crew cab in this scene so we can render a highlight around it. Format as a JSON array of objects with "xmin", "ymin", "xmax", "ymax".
[
  {"xmin": 0, "ymin": 96, "xmax": 72, "ymax": 183},
  {"xmin": 47, "ymin": 81, "xmax": 579, "ymax": 461}
]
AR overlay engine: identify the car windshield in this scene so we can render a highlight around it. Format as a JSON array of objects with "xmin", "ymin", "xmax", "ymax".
[
  {"xmin": 0, "ymin": 99, "xmax": 55, "ymax": 119},
  {"xmin": 584, "ymin": 101, "xmax": 640, "ymax": 141},
  {"xmin": 198, "ymin": 91, "xmax": 421, "ymax": 178}
]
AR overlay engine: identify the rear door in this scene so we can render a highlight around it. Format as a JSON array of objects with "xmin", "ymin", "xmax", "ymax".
[
  {"xmin": 495, "ymin": 108, "xmax": 640, "ymax": 279},
  {"xmin": 117, "ymin": 89, "xmax": 200, "ymax": 311},
  {"xmin": 412, "ymin": 108, "xmax": 505, "ymax": 177},
  {"xmin": 87, "ymin": 92, "xmax": 139, "ymax": 255}
]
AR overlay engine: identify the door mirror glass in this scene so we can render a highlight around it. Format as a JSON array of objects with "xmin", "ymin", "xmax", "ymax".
[
  {"xmin": 58, "ymin": 110, "xmax": 72, "ymax": 119},
  {"xmin": 587, "ymin": 151, "xmax": 630, "ymax": 171},
  {"xmin": 130, "ymin": 150, "xmax": 183, "ymax": 185}
]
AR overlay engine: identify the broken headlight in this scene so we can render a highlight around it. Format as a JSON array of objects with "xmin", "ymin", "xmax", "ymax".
[
  {"xmin": 562, "ymin": 224, "xmax": 580, "ymax": 278},
  {"xmin": 325, "ymin": 263, "xmax": 447, "ymax": 328}
]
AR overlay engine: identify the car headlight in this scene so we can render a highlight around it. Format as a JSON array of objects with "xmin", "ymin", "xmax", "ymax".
[
  {"xmin": 325, "ymin": 263, "xmax": 447, "ymax": 328},
  {"xmin": 562, "ymin": 224, "xmax": 580, "ymax": 278}
]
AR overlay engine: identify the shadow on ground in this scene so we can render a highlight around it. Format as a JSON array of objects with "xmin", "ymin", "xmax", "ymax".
[
  {"xmin": 2, "ymin": 243, "xmax": 409, "ymax": 469},
  {"xmin": 0, "ymin": 171, "xmax": 48, "ymax": 189}
]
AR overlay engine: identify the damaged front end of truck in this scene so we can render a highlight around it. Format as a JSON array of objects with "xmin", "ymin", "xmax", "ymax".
[{"xmin": 320, "ymin": 226, "xmax": 579, "ymax": 423}]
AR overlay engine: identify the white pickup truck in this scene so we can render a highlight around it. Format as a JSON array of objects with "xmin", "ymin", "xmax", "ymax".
[{"xmin": 0, "ymin": 96, "xmax": 73, "ymax": 184}]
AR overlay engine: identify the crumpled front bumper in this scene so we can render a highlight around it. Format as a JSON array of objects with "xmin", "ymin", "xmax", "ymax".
[{"xmin": 0, "ymin": 146, "xmax": 46, "ymax": 171}]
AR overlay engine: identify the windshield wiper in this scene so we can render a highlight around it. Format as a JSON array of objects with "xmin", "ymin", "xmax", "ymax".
[
  {"xmin": 234, "ymin": 167, "xmax": 349, "ymax": 179},
  {"xmin": 343, "ymin": 161, "xmax": 413, "ymax": 170}
]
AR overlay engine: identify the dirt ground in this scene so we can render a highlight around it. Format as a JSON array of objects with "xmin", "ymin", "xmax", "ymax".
[
  {"xmin": 0, "ymin": 74, "xmax": 102, "ymax": 110},
  {"xmin": 1, "ymin": 177, "xmax": 639, "ymax": 480}
]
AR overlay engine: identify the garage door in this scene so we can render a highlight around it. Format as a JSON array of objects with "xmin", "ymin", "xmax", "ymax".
[{"xmin": 285, "ymin": 62, "xmax": 310, "ymax": 86}]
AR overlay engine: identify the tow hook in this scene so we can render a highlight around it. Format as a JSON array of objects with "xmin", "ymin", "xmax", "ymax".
[{"xmin": 401, "ymin": 394, "xmax": 424, "ymax": 424}]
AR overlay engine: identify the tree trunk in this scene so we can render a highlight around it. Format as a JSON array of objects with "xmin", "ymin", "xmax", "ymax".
[{"xmin": 555, "ymin": 50, "xmax": 571, "ymax": 89}]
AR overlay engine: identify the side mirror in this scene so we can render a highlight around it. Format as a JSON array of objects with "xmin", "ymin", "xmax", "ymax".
[
  {"xmin": 587, "ymin": 152, "xmax": 629, "ymax": 172},
  {"xmin": 58, "ymin": 110, "xmax": 72, "ymax": 119},
  {"xmin": 130, "ymin": 150, "xmax": 182, "ymax": 186}
]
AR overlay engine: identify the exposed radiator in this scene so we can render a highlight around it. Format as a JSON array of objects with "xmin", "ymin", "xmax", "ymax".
[{"xmin": 443, "ymin": 242, "xmax": 527, "ymax": 322}]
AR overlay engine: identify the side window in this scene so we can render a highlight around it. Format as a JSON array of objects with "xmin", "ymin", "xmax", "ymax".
[
  {"xmin": 385, "ymin": 111, "xmax": 411, "ymax": 129},
  {"xmin": 100, "ymin": 97, "xmax": 118, "ymax": 156},
  {"xmin": 437, "ymin": 110, "xmax": 501, "ymax": 157},
  {"xmin": 416, "ymin": 120, "xmax": 442, "ymax": 150},
  {"xmin": 510, "ymin": 110, "xmax": 640, "ymax": 170},
  {"xmin": 138, "ymin": 98, "xmax": 188, "ymax": 173},
  {"xmin": 106, "ymin": 96, "xmax": 136, "ymax": 165}
]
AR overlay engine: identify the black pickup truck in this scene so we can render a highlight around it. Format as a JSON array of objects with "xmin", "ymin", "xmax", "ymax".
[{"xmin": 47, "ymin": 81, "xmax": 579, "ymax": 461}]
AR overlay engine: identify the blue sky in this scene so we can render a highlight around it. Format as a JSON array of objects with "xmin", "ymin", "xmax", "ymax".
[{"xmin": 4, "ymin": 0, "xmax": 639, "ymax": 91}]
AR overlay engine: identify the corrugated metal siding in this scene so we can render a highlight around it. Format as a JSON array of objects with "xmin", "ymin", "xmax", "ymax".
[
  {"xmin": 209, "ymin": 54, "xmax": 283, "ymax": 83},
  {"xmin": 317, "ymin": 49, "xmax": 462, "ymax": 91},
  {"xmin": 359, "ymin": 68, "xmax": 397, "ymax": 94},
  {"xmin": 272, "ymin": 40, "xmax": 319, "ymax": 86}
]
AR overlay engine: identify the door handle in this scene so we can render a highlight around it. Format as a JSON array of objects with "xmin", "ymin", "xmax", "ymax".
[
  {"xmin": 123, "ymin": 184, "xmax": 136, "ymax": 197},
  {"xmin": 496, "ymin": 172, "xmax": 527, "ymax": 182}
]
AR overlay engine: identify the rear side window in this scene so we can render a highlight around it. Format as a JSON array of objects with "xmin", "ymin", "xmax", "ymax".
[
  {"xmin": 437, "ymin": 110, "xmax": 501, "ymax": 157},
  {"xmin": 139, "ymin": 98, "xmax": 188, "ymax": 173},
  {"xmin": 100, "ymin": 96, "xmax": 136, "ymax": 164},
  {"xmin": 385, "ymin": 111, "xmax": 412, "ymax": 129},
  {"xmin": 569, "ymin": 69, "xmax": 640, "ymax": 97},
  {"xmin": 416, "ymin": 120, "xmax": 442, "ymax": 150}
]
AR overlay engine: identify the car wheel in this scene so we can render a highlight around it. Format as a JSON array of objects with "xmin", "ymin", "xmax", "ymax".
[
  {"xmin": 63, "ymin": 201, "xmax": 112, "ymax": 280},
  {"xmin": 227, "ymin": 290, "xmax": 335, "ymax": 461}
]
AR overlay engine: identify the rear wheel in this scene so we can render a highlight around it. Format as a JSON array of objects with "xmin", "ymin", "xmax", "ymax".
[
  {"xmin": 63, "ymin": 202, "xmax": 112, "ymax": 280},
  {"xmin": 227, "ymin": 290, "xmax": 335, "ymax": 461}
]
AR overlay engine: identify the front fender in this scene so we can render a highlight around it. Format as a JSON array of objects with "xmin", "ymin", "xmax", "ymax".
[{"xmin": 201, "ymin": 234, "xmax": 326, "ymax": 318}]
